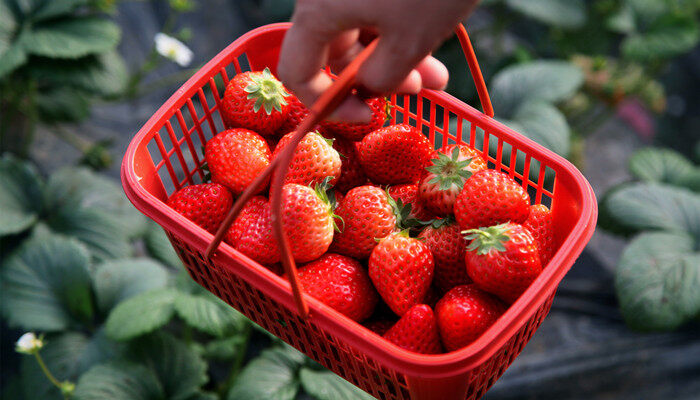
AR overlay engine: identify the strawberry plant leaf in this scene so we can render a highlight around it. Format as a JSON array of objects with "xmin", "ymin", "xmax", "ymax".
[
  {"xmin": 622, "ymin": 14, "xmax": 700, "ymax": 61},
  {"xmin": 1, "ymin": 230, "xmax": 93, "ymax": 331},
  {"xmin": 93, "ymin": 258, "xmax": 170, "ymax": 314},
  {"xmin": 29, "ymin": 0, "xmax": 88, "ymax": 22},
  {"xmin": 505, "ymin": 0, "xmax": 586, "ymax": 29},
  {"xmin": 507, "ymin": 100, "xmax": 571, "ymax": 157},
  {"xmin": 299, "ymin": 369, "xmax": 375, "ymax": 400},
  {"xmin": 73, "ymin": 362, "xmax": 164, "ymax": 400},
  {"xmin": 0, "ymin": 41, "xmax": 27, "ymax": 78},
  {"xmin": 628, "ymin": 147, "xmax": 699, "ymax": 191},
  {"xmin": 203, "ymin": 336, "xmax": 247, "ymax": 360},
  {"xmin": 104, "ymin": 288, "xmax": 177, "ymax": 341},
  {"xmin": 126, "ymin": 332, "xmax": 209, "ymax": 400},
  {"xmin": 0, "ymin": 154, "xmax": 44, "ymax": 236},
  {"xmin": 35, "ymin": 86, "xmax": 90, "ymax": 122},
  {"xmin": 174, "ymin": 292, "xmax": 248, "ymax": 337},
  {"xmin": 227, "ymin": 345, "xmax": 305, "ymax": 400},
  {"xmin": 144, "ymin": 221, "xmax": 183, "ymax": 268},
  {"xmin": 615, "ymin": 230, "xmax": 700, "ymax": 331},
  {"xmin": 23, "ymin": 17, "xmax": 120, "ymax": 59}
]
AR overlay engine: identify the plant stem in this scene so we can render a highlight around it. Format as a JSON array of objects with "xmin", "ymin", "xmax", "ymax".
[
  {"xmin": 33, "ymin": 351, "xmax": 70, "ymax": 399},
  {"xmin": 217, "ymin": 323, "xmax": 252, "ymax": 397},
  {"xmin": 49, "ymin": 125, "xmax": 92, "ymax": 153}
]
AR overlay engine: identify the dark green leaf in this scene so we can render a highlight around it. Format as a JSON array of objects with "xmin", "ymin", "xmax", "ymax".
[
  {"xmin": 104, "ymin": 288, "xmax": 177, "ymax": 340},
  {"xmin": 629, "ymin": 147, "xmax": 698, "ymax": 190},
  {"xmin": 30, "ymin": 0, "xmax": 88, "ymax": 21},
  {"xmin": 36, "ymin": 86, "xmax": 90, "ymax": 122},
  {"xmin": 73, "ymin": 362, "xmax": 164, "ymax": 400},
  {"xmin": 300, "ymin": 369, "xmax": 375, "ymax": 400},
  {"xmin": 23, "ymin": 17, "xmax": 120, "ymax": 58},
  {"xmin": 185, "ymin": 392, "xmax": 219, "ymax": 400},
  {"xmin": 0, "ymin": 154, "xmax": 43, "ymax": 236},
  {"xmin": 603, "ymin": 183, "xmax": 700, "ymax": 237},
  {"xmin": 505, "ymin": 0, "xmax": 586, "ymax": 28},
  {"xmin": 127, "ymin": 332, "xmax": 209, "ymax": 400},
  {"xmin": 1, "ymin": 377, "xmax": 24, "ymax": 400},
  {"xmin": 93, "ymin": 258, "xmax": 170, "ymax": 313},
  {"xmin": 615, "ymin": 231, "xmax": 700, "ymax": 331},
  {"xmin": 606, "ymin": 5, "xmax": 636, "ymax": 33},
  {"xmin": 622, "ymin": 15, "xmax": 700, "ymax": 60},
  {"xmin": 490, "ymin": 61, "xmax": 583, "ymax": 118},
  {"xmin": 203, "ymin": 336, "xmax": 246, "ymax": 360},
  {"xmin": 506, "ymin": 101, "xmax": 570, "ymax": 156},
  {"xmin": 0, "ymin": 41, "xmax": 27, "ymax": 78},
  {"xmin": 1, "ymin": 231, "xmax": 93, "ymax": 330},
  {"xmin": 145, "ymin": 221, "xmax": 182, "ymax": 268},
  {"xmin": 174, "ymin": 292, "xmax": 247, "ymax": 337},
  {"xmin": 227, "ymin": 346, "xmax": 305, "ymax": 400}
]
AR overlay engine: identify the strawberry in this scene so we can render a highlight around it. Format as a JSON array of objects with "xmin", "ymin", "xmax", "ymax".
[
  {"xmin": 167, "ymin": 183, "xmax": 233, "ymax": 233},
  {"xmin": 435, "ymin": 284, "xmax": 505, "ymax": 352},
  {"xmin": 221, "ymin": 68, "xmax": 290, "ymax": 136},
  {"xmin": 330, "ymin": 185, "xmax": 397, "ymax": 259},
  {"xmin": 277, "ymin": 92, "xmax": 311, "ymax": 134},
  {"xmin": 418, "ymin": 218, "xmax": 470, "ymax": 294},
  {"xmin": 278, "ymin": 183, "xmax": 336, "ymax": 263},
  {"xmin": 464, "ymin": 222, "xmax": 542, "ymax": 304},
  {"xmin": 369, "ymin": 231, "xmax": 434, "ymax": 316},
  {"xmin": 364, "ymin": 319, "xmax": 396, "ymax": 336},
  {"xmin": 294, "ymin": 253, "xmax": 378, "ymax": 322},
  {"xmin": 321, "ymin": 97, "xmax": 388, "ymax": 141},
  {"xmin": 419, "ymin": 144, "xmax": 487, "ymax": 216},
  {"xmin": 205, "ymin": 128, "xmax": 271, "ymax": 195},
  {"xmin": 326, "ymin": 134, "xmax": 368, "ymax": 193},
  {"xmin": 358, "ymin": 123, "xmax": 432, "ymax": 185},
  {"xmin": 387, "ymin": 184, "xmax": 433, "ymax": 222},
  {"xmin": 272, "ymin": 131, "xmax": 342, "ymax": 187},
  {"xmin": 454, "ymin": 169, "xmax": 530, "ymax": 230},
  {"xmin": 423, "ymin": 285, "xmax": 441, "ymax": 308},
  {"xmin": 225, "ymin": 196, "xmax": 279, "ymax": 265},
  {"xmin": 523, "ymin": 204, "xmax": 554, "ymax": 265},
  {"xmin": 383, "ymin": 304, "xmax": 443, "ymax": 354}
]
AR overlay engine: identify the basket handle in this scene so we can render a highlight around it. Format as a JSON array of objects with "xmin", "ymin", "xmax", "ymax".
[{"xmin": 206, "ymin": 24, "xmax": 491, "ymax": 319}]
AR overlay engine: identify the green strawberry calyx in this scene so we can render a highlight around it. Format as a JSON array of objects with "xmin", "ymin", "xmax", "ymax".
[
  {"xmin": 463, "ymin": 223, "xmax": 511, "ymax": 255},
  {"xmin": 244, "ymin": 67, "xmax": 290, "ymax": 114},
  {"xmin": 385, "ymin": 189, "xmax": 424, "ymax": 230},
  {"xmin": 425, "ymin": 146, "xmax": 474, "ymax": 191},
  {"xmin": 314, "ymin": 176, "xmax": 344, "ymax": 232}
]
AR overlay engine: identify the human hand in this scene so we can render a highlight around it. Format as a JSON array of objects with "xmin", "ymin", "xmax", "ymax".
[{"xmin": 277, "ymin": 0, "xmax": 480, "ymax": 122}]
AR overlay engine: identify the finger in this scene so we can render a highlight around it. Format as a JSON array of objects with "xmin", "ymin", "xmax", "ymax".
[
  {"xmin": 394, "ymin": 69, "xmax": 423, "ymax": 94},
  {"xmin": 415, "ymin": 55, "xmax": 449, "ymax": 90},
  {"xmin": 356, "ymin": 34, "xmax": 430, "ymax": 95}
]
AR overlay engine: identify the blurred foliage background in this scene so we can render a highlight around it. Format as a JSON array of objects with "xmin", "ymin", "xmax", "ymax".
[{"xmin": 1, "ymin": 0, "xmax": 699, "ymax": 399}]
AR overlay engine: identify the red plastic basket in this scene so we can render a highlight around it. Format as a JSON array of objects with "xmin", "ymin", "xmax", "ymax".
[{"xmin": 121, "ymin": 23, "xmax": 597, "ymax": 400}]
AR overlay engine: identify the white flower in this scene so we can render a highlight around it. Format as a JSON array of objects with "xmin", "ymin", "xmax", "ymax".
[
  {"xmin": 154, "ymin": 33, "xmax": 193, "ymax": 67},
  {"xmin": 16, "ymin": 332, "xmax": 44, "ymax": 354}
]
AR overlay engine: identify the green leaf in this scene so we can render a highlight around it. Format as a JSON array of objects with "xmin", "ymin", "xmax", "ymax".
[
  {"xmin": 615, "ymin": 231, "xmax": 700, "ymax": 331},
  {"xmin": 203, "ymin": 336, "xmax": 246, "ymax": 360},
  {"xmin": 606, "ymin": 5, "xmax": 636, "ymax": 33},
  {"xmin": 489, "ymin": 60, "xmax": 584, "ymax": 118},
  {"xmin": 73, "ymin": 362, "xmax": 164, "ymax": 400},
  {"xmin": 300, "ymin": 369, "xmax": 375, "ymax": 400},
  {"xmin": 93, "ymin": 258, "xmax": 170, "ymax": 313},
  {"xmin": 36, "ymin": 86, "xmax": 90, "ymax": 122},
  {"xmin": 185, "ymin": 392, "xmax": 219, "ymax": 400},
  {"xmin": 104, "ymin": 288, "xmax": 177, "ymax": 340},
  {"xmin": 629, "ymin": 147, "xmax": 698, "ymax": 190},
  {"xmin": 1, "ymin": 231, "xmax": 93, "ymax": 331},
  {"xmin": 174, "ymin": 292, "xmax": 248, "ymax": 337},
  {"xmin": 23, "ymin": 17, "xmax": 120, "ymax": 58},
  {"xmin": 1, "ymin": 377, "xmax": 24, "ymax": 400},
  {"xmin": 30, "ymin": 0, "xmax": 88, "ymax": 21},
  {"xmin": 0, "ymin": 154, "xmax": 44, "ymax": 236},
  {"xmin": 603, "ymin": 183, "xmax": 700, "ymax": 237},
  {"xmin": 622, "ymin": 15, "xmax": 700, "ymax": 60},
  {"xmin": 27, "ymin": 51, "xmax": 128, "ymax": 97},
  {"xmin": 145, "ymin": 221, "xmax": 182, "ymax": 268},
  {"xmin": 505, "ymin": 101, "xmax": 570, "ymax": 156},
  {"xmin": 127, "ymin": 332, "xmax": 209, "ymax": 400},
  {"xmin": 0, "ymin": 41, "xmax": 27, "ymax": 78},
  {"xmin": 227, "ymin": 346, "xmax": 305, "ymax": 400},
  {"xmin": 505, "ymin": 0, "xmax": 586, "ymax": 28}
]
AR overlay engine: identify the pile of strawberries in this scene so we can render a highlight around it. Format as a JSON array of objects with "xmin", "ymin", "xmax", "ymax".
[{"xmin": 167, "ymin": 68, "xmax": 555, "ymax": 355}]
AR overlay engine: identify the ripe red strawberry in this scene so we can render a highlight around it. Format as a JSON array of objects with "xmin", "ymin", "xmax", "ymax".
[
  {"xmin": 321, "ymin": 97, "xmax": 388, "ymax": 141},
  {"xmin": 383, "ymin": 304, "xmax": 443, "ymax": 354},
  {"xmin": 364, "ymin": 319, "xmax": 395, "ymax": 336},
  {"xmin": 454, "ymin": 169, "xmax": 530, "ymax": 230},
  {"xmin": 387, "ymin": 184, "xmax": 433, "ymax": 222},
  {"xmin": 369, "ymin": 232, "xmax": 434, "ymax": 316},
  {"xmin": 205, "ymin": 128, "xmax": 271, "ymax": 195},
  {"xmin": 358, "ymin": 124, "xmax": 432, "ymax": 185},
  {"xmin": 221, "ymin": 68, "xmax": 290, "ymax": 136},
  {"xmin": 277, "ymin": 92, "xmax": 311, "ymax": 134},
  {"xmin": 464, "ymin": 222, "xmax": 542, "ymax": 303},
  {"xmin": 419, "ymin": 144, "xmax": 487, "ymax": 216},
  {"xmin": 435, "ymin": 284, "xmax": 505, "ymax": 352},
  {"xmin": 327, "ymin": 134, "xmax": 368, "ymax": 193},
  {"xmin": 278, "ymin": 183, "xmax": 336, "ymax": 262},
  {"xmin": 225, "ymin": 196, "xmax": 279, "ymax": 265},
  {"xmin": 294, "ymin": 253, "xmax": 378, "ymax": 322},
  {"xmin": 167, "ymin": 183, "xmax": 233, "ymax": 234},
  {"xmin": 423, "ymin": 285, "xmax": 440, "ymax": 308},
  {"xmin": 330, "ymin": 185, "xmax": 397, "ymax": 259},
  {"xmin": 272, "ymin": 131, "xmax": 342, "ymax": 187},
  {"xmin": 418, "ymin": 219, "xmax": 470, "ymax": 294},
  {"xmin": 523, "ymin": 204, "xmax": 554, "ymax": 265}
]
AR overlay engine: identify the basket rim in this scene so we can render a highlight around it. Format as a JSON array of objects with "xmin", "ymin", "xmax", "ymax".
[{"xmin": 121, "ymin": 23, "xmax": 598, "ymax": 378}]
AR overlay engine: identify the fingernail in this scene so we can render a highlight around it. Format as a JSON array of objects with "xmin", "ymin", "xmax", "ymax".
[{"xmin": 328, "ymin": 96, "xmax": 372, "ymax": 123}]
